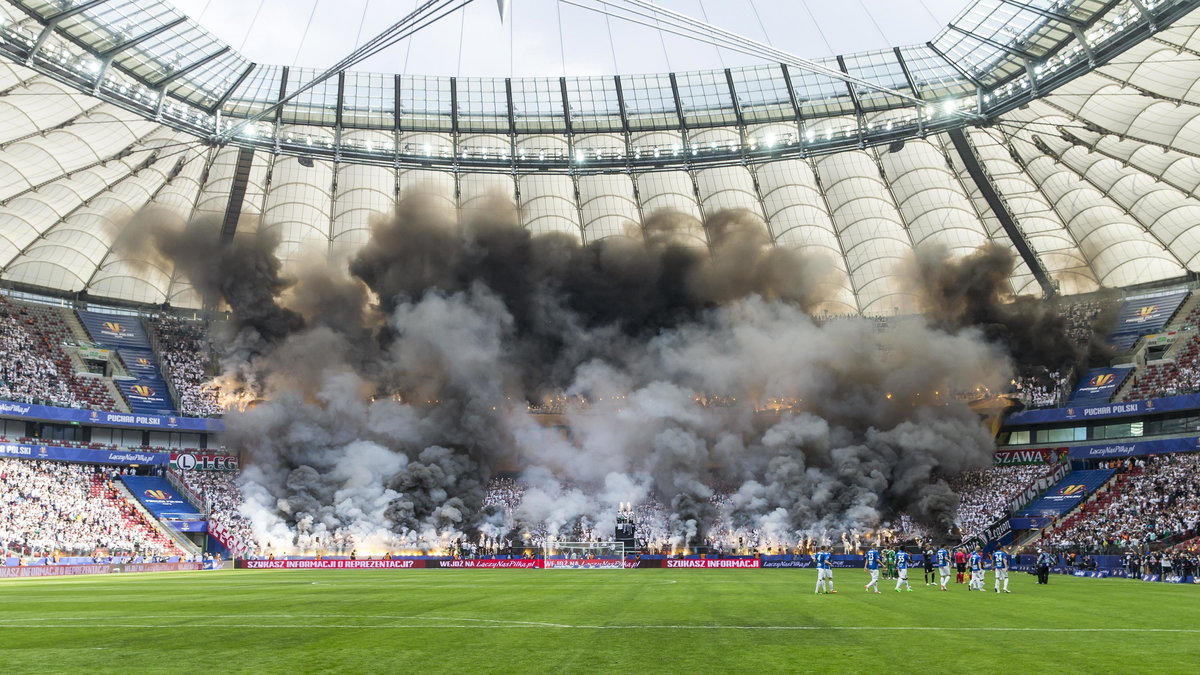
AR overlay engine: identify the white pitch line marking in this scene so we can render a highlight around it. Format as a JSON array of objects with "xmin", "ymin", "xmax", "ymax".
[{"xmin": 0, "ymin": 618, "xmax": 1197, "ymax": 633}]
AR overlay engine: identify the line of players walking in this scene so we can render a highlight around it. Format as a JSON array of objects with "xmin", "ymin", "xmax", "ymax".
[{"xmin": 812, "ymin": 544, "xmax": 1012, "ymax": 595}]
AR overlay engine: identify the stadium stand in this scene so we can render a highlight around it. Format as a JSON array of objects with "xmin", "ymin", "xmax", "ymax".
[
  {"xmin": 1107, "ymin": 290, "xmax": 1190, "ymax": 353},
  {"xmin": 1044, "ymin": 454, "xmax": 1200, "ymax": 554},
  {"xmin": 178, "ymin": 471, "xmax": 257, "ymax": 554},
  {"xmin": 1122, "ymin": 335, "xmax": 1200, "ymax": 401},
  {"xmin": 0, "ymin": 297, "xmax": 119, "ymax": 411},
  {"xmin": 947, "ymin": 465, "xmax": 1047, "ymax": 539},
  {"xmin": 148, "ymin": 316, "xmax": 222, "ymax": 417},
  {"xmin": 77, "ymin": 310, "xmax": 176, "ymax": 415},
  {"xmin": 0, "ymin": 459, "xmax": 182, "ymax": 557}
]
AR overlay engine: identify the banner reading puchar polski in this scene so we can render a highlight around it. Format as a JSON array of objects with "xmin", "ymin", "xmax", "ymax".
[{"xmin": 0, "ymin": 399, "xmax": 223, "ymax": 432}]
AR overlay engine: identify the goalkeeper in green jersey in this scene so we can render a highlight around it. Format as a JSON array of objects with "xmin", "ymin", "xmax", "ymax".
[{"xmin": 885, "ymin": 548, "xmax": 898, "ymax": 580}]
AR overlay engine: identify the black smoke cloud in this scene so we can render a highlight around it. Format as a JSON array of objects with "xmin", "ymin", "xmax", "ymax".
[
  {"xmin": 909, "ymin": 242, "xmax": 1113, "ymax": 374},
  {"xmin": 140, "ymin": 193, "xmax": 1076, "ymax": 552}
]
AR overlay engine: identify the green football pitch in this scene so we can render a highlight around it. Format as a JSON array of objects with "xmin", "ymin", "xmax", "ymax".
[{"xmin": 2, "ymin": 568, "xmax": 1198, "ymax": 673}]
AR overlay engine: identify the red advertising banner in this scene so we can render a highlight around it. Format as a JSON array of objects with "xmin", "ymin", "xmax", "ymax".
[
  {"xmin": 439, "ymin": 559, "xmax": 542, "ymax": 569},
  {"xmin": 665, "ymin": 559, "xmax": 761, "ymax": 569},
  {"xmin": 241, "ymin": 559, "xmax": 425, "ymax": 569},
  {"xmin": 993, "ymin": 447, "xmax": 1068, "ymax": 466},
  {"xmin": 543, "ymin": 559, "xmax": 630, "ymax": 569},
  {"xmin": 0, "ymin": 562, "xmax": 202, "ymax": 578}
]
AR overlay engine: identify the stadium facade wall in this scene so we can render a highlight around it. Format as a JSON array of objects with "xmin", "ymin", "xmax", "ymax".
[{"xmin": 1002, "ymin": 393, "xmax": 1200, "ymax": 427}]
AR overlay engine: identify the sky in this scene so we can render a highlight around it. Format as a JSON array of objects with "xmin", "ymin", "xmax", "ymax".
[{"xmin": 165, "ymin": 0, "xmax": 971, "ymax": 77}]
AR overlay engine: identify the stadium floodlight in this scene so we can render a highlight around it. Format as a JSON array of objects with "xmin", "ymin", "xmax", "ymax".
[{"xmin": 543, "ymin": 541, "xmax": 629, "ymax": 569}]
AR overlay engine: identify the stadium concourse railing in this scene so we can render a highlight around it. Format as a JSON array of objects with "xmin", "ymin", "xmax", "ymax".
[{"xmin": 165, "ymin": 467, "xmax": 207, "ymax": 515}]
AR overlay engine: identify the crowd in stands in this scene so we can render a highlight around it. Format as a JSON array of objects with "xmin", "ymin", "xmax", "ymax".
[
  {"xmin": 177, "ymin": 470, "xmax": 256, "ymax": 553},
  {"xmin": 149, "ymin": 316, "xmax": 222, "ymax": 417},
  {"xmin": 1046, "ymin": 453, "xmax": 1200, "ymax": 553},
  {"xmin": 0, "ymin": 298, "xmax": 118, "ymax": 410},
  {"xmin": 1058, "ymin": 299, "xmax": 1109, "ymax": 348},
  {"xmin": 948, "ymin": 465, "xmax": 1047, "ymax": 539},
  {"xmin": 0, "ymin": 459, "xmax": 180, "ymax": 557},
  {"xmin": 1011, "ymin": 369, "xmax": 1070, "ymax": 409}
]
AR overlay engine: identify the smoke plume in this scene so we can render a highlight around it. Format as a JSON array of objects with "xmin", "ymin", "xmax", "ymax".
[{"xmin": 138, "ymin": 192, "xmax": 1084, "ymax": 553}]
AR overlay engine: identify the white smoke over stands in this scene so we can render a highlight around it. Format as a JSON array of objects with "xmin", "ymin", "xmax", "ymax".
[{"xmin": 139, "ymin": 191, "xmax": 1047, "ymax": 554}]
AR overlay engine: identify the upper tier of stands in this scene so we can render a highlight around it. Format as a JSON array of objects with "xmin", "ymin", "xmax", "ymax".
[
  {"xmin": 1121, "ymin": 335, "xmax": 1200, "ymax": 401},
  {"xmin": 0, "ymin": 459, "xmax": 181, "ymax": 556},
  {"xmin": 1107, "ymin": 290, "xmax": 1190, "ymax": 352},
  {"xmin": 147, "ymin": 316, "xmax": 221, "ymax": 418},
  {"xmin": 0, "ymin": 296, "xmax": 119, "ymax": 411},
  {"xmin": 76, "ymin": 310, "xmax": 175, "ymax": 415}
]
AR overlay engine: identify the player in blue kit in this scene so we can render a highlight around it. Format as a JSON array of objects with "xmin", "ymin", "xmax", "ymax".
[
  {"xmin": 814, "ymin": 545, "xmax": 837, "ymax": 594},
  {"xmin": 864, "ymin": 547, "xmax": 882, "ymax": 594},
  {"xmin": 968, "ymin": 546, "xmax": 985, "ymax": 591},
  {"xmin": 992, "ymin": 547, "xmax": 1011, "ymax": 593},
  {"xmin": 893, "ymin": 548, "xmax": 913, "ymax": 592},
  {"xmin": 936, "ymin": 546, "xmax": 952, "ymax": 591}
]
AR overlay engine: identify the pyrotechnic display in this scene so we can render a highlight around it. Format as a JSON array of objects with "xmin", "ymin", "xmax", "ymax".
[
  {"xmin": 133, "ymin": 195, "xmax": 1094, "ymax": 556},
  {"xmin": 4, "ymin": 0, "xmax": 1200, "ymax": 671}
]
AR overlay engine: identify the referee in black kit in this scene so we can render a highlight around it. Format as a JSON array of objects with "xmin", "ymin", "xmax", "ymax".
[{"xmin": 1036, "ymin": 549, "xmax": 1053, "ymax": 584}]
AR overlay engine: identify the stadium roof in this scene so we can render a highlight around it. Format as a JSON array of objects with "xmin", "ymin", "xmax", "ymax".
[{"xmin": 1, "ymin": 0, "xmax": 1200, "ymax": 314}]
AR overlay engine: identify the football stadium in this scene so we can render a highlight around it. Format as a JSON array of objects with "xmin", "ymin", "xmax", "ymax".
[{"xmin": 2, "ymin": 0, "xmax": 1200, "ymax": 671}]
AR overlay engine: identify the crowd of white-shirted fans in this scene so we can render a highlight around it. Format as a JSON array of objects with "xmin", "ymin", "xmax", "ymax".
[
  {"xmin": 149, "ymin": 315, "xmax": 223, "ymax": 417},
  {"xmin": 177, "ymin": 470, "xmax": 257, "ymax": 553},
  {"xmin": 948, "ymin": 465, "xmax": 1047, "ymax": 539},
  {"xmin": 0, "ymin": 459, "xmax": 180, "ymax": 558},
  {"xmin": 0, "ymin": 313, "xmax": 75, "ymax": 405},
  {"xmin": 1046, "ymin": 453, "xmax": 1200, "ymax": 553}
]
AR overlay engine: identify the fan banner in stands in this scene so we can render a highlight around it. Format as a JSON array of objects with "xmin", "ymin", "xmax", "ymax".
[
  {"xmin": 1066, "ymin": 367, "xmax": 1131, "ymax": 404},
  {"xmin": 119, "ymin": 349, "xmax": 161, "ymax": 376},
  {"xmin": 0, "ymin": 442, "xmax": 167, "ymax": 465},
  {"xmin": 120, "ymin": 475, "xmax": 203, "ymax": 520},
  {"xmin": 993, "ymin": 448, "xmax": 1068, "ymax": 465},
  {"xmin": 1017, "ymin": 469, "xmax": 1115, "ymax": 516},
  {"xmin": 1002, "ymin": 393, "xmax": 1200, "ymax": 427},
  {"xmin": 1010, "ymin": 516, "xmax": 1054, "ymax": 530},
  {"xmin": 170, "ymin": 452, "xmax": 239, "ymax": 471},
  {"xmin": 664, "ymin": 559, "xmax": 761, "ymax": 568},
  {"xmin": 1066, "ymin": 435, "xmax": 1200, "ymax": 459},
  {"xmin": 439, "ymin": 559, "xmax": 544, "ymax": 569},
  {"xmin": 77, "ymin": 310, "xmax": 151, "ymax": 346},
  {"xmin": 116, "ymin": 379, "xmax": 171, "ymax": 410},
  {"xmin": 0, "ymin": 399, "xmax": 223, "ymax": 432}
]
